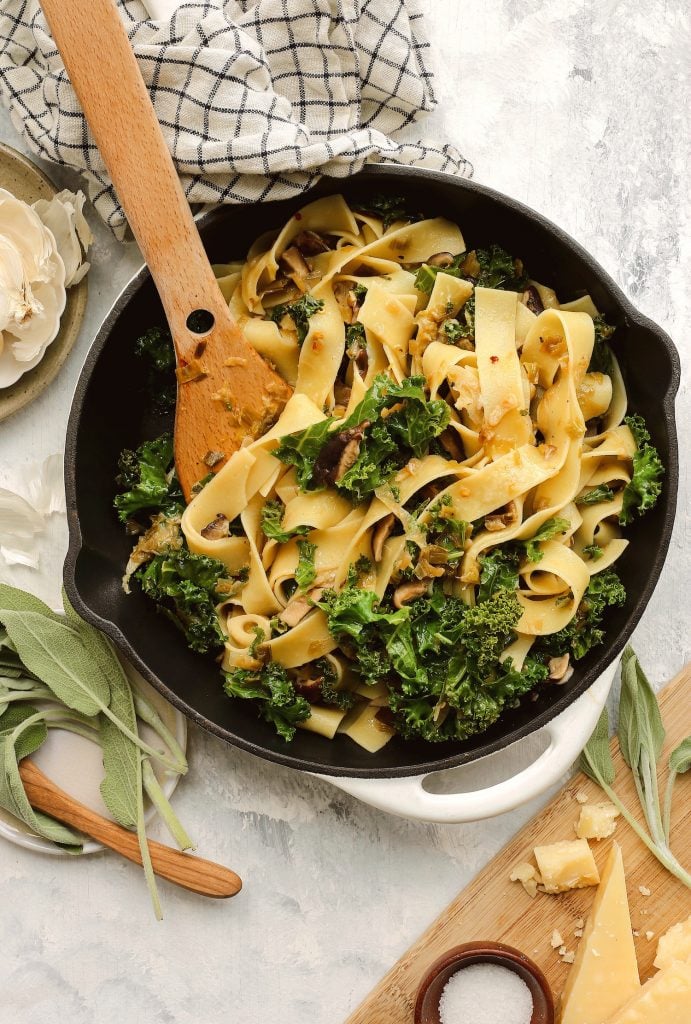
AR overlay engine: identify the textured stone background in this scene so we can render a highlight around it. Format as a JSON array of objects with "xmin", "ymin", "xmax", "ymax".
[{"xmin": 0, "ymin": 2, "xmax": 688, "ymax": 1022}]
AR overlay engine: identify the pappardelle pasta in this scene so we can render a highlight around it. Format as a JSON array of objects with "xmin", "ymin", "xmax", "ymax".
[{"xmin": 116, "ymin": 193, "xmax": 664, "ymax": 752}]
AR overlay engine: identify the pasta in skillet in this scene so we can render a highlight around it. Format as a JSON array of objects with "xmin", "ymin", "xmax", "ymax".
[{"xmin": 117, "ymin": 193, "xmax": 663, "ymax": 752}]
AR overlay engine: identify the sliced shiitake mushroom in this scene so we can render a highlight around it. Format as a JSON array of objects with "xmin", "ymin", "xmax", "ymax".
[
  {"xmin": 484, "ymin": 501, "xmax": 519, "ymax": 532},
  {"xmin": 426, "ymin": 251, "xmax": 455, "ymax": 268},
  {"xmin": 522, "ymin": 285, "xmax": 544, "ymax": 315},
  {"xmin": 548, "ymin": 654, "xmax": 573, "ymax": 683},
  {"xmin": 201, "ymin": 513, "xmax": 231, "ymax": 540},
  {"xmin": 294, "ymin": 230, "xmax": 330, "ymax": 256},
  {"xmin": 393, "ymin": 580, "xmax": 429, "ymax": 608},
  {"xmin": 312, "ymin": 421, "xmax": 369, "ymax": 487},
  {"xmin": 372, "ymin": 514, "xmax": 395, "ymax": 562}
]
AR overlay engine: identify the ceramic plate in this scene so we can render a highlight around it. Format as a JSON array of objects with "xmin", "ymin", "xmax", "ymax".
[
  {"xmin": 0, "ymin": 142, "xmax": 88, "ymax": 422},
  {"xmin": 0, "ymin": 660, "xmax": 187, "ymax": 856}
]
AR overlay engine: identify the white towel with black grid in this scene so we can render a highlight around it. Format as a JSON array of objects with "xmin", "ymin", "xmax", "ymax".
[{"xmin": 0, "ymin": 0, "xmax": 470, "ymax": 238}]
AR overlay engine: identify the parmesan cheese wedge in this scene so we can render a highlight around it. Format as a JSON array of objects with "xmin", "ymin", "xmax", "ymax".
[
  {"xmin": 559, "ymin": 843, "xmax": 639, "ymax": 1024},
  {"xmin": 603, "ymin": 959, "xmax": 691, "ymax": 1023}
]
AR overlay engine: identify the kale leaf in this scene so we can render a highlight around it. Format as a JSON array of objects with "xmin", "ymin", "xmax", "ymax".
[
  {"xmin": 275, "ymin": 375, "xmax": 450, "ymax": 502},
  {"xmin": 414, "ymin": 254, "xmax": 465, "ymax": 295},
  {"xmin": 521, "ymin": 516, "xmax": 570, "ymax": 563},
  {"xmin": 114, "ymin": 434, "xmax": 183, "ymax": 523},
  {"xmin": 134, "ymin": 327, "xmax": 176, "ymax": 413},
  {"xmin": 224, "ymin": 662, "xmax": 311, "ymax": 741},
  {"xmin": 478, "ymin": 547, "xmax": 521, "ymax": 602},
  {"xmin": 537, "ymin": 570, "xmax": 626, "ymax": 661},
  {"xmin": 260, "ymin": 500, "xmax": 310, "ymax": 543},
  {"xmin": 353, "ymin": 194, "xmax": 423, "ymax": 231},
  {"xmin": 576, "ymin": 484, "xmax": 616, "ymax": 506},
  {"xmin": 295, "ymin": 539, "xmax": 317, "ymax": 591},
  {"xmin": 269, "ymin": 294, "xmax": 324, "ymax": 345},
  {"xmin": 620, "ymin": 414, "xmax": 664, "ymax": 525},
  {"xmin": 588, "ymin": 315, "xmax": 616, "ymax": 376},
  {"xmin": 135, "ymin": 548, "xmax": 229, "ymax": 653}
]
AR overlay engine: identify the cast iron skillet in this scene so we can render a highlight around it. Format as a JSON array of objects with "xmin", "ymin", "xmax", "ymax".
[{"xmin": 63, "ymin": 166, "xmax": 680, "ymax": 779}]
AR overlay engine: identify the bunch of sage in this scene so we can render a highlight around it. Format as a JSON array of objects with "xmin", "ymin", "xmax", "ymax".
[
  {"xmin": 0, "ymin": 584, "xmax": 193, "ymax": 918},
  {"xmin": 580, "ymin": 645, "xmax": 690, "ymax": 888}
]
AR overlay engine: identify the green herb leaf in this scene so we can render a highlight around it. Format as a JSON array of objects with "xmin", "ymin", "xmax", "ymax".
[
  {"xmin": 353, "ymin": 194, "xmax": 422, "ymax": 231},
  {"xmin": 579, "ymin": 706, "xmax": 616, "ymax": 786},
  {"xmin": 620, "ymin": 415, "xmax": 664, "ymax": 525},
  {"xmin": 520, "ymin": 517, "xmax": 570, "ymax": 563},
  {"xmin": 664, "ymin": 736, "xmax": 691, "ymax": 842},
  {"xmin": 576, "ymin": 484, "xmax": 615, "ymax": 506},
  {"xmin": 295, "ymin": 540, "xmax": 317, "ymax": 591},
  {"xmin": 260, "ymin": 500, "xmax": 310, "ymax": 543},
  {"xmin": 224, "ymin": 662, "xmax": 311, "ymax": 741},
  {"xmin": 478, "ymin": 548, "xmax": 520, "ymax": 602},
  {"xmin": 414, "ymin": 256, "xmax": 464, "ymax": 294},
  {"xmin": 583, "ymin": 544, "xmax": 604, "ymax": 561},
  {"xmin": 0, "ymin": 705, "xmax": 82, "ymax": 849},
  {"xmin": 269, "ymin": 294, "xmax": 324, "ymax": 345},
  {"xmin": 114, "ymin": 434, "xmax": 183, "ymax": 523}
]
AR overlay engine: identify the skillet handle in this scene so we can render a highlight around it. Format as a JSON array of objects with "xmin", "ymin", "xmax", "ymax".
[
  {"xmin": 40, "ymin": 0, "xmax": 231, "ymax": 361},
  {"xmin": 320, "ymin": 665, "xmax": 616, "ymax": 824}
]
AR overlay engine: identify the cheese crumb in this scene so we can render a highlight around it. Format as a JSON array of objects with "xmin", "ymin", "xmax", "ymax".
[
  {"xmin": 575, "ymin": 791, "xmax": 589, "ymax": 804},
  {"xmin": 638, "ymin": 885, "xmax": 651, "ymax": 897},
  {"xmin": 551, "ymin": 929, "xmax": 564, "ymax": 948},
  {"xmin": 558, "ymin": 945, "xmax": 567, "ymax": 956},
  {"xmin": 575, "ymin": 918, "xmax": 584, "ymax": 929},
  {"xmin": 574, "ymin": 928, "xmax": 583, "ymax": 938},
  {"xmin": 561, "ymin": 950, "xmax": 576, "ymax": 964},
  {"xmin": 633, "ymin": 930, "xmax": 640, "ymax": 937},
  {"xmin": 509, "ymin": 861, "xmax": 542, "ymax": 898},
  {"xmin": 645, "ymin": 931, "xmax": 655, "ymax": 941}
]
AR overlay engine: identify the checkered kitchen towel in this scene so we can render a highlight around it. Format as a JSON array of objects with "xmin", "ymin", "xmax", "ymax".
[{"xmin": 0, "ymin": 0, "xmax": 470, "ymax": 239}]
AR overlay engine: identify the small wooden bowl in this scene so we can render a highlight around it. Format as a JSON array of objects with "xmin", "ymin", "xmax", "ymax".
[{"xmin": 414, "ymin": 941, "xmax": 554, "ymax": 1024}]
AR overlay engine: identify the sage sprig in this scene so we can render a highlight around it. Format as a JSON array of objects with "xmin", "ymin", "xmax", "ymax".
[
  {"xmin": 0, "ymin": 584, "xmax": 194, "ymax": 918},
  {"xmin": 580, "ymin": 645, "xmax": 691, "ymax": 889}
]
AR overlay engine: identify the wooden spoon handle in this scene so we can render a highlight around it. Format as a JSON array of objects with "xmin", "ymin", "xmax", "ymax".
[
  {"xmin": 19, "ymin": 759, "xmax": 242, "ymax": 899},
  {"xmin": 40, "ymin": 0, "xmax": 230, "ymax": 360}
]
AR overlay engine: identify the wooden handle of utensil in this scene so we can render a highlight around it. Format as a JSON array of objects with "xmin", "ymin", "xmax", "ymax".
[
  {"xmin": 19, "ymin": 759, "xmax": 242, "ymax": 899},
  {"xmin": 39, "ymin": 0, "xmax": 232, "ymax": 361}
]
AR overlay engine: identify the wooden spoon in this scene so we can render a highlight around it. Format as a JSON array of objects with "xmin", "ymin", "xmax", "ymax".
[
  {"xmin": 40, "ymin": 0, "xmax": 292, "ymax": 501},
  {"xmin": 20, "ymin": 759, "xmax": 242, "ymax": 899}
]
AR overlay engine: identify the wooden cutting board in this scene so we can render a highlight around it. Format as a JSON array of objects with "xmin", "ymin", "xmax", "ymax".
[{"xmin": 346, "ymin": 663, "xmax": 691, "ymax": 1023}]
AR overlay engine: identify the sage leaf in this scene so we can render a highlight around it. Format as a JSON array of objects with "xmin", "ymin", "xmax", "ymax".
[
  {"xmin": 579, "ymin": 706, "xmax": 615, "ymax": 785},
  {"xmin": 618, "ymin": 645, "xmax": 665, "ymax": 768},
  {"xmin": 663, "ymin": 735, "xmax": 691, "ymax": 842},
  {"xmin": 0, "ymin": 584, "xmax": 62, "ymax": 620},
  {"xmin": 0, "ymin": 705, "xmax": 82, "ymax": 850},
  {"xmin": 0, "ymin": 609, "xmax": 110, "ymax": 716}
]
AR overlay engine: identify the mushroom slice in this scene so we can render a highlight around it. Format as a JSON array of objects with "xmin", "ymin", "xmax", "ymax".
[
  {"xmin": 279, "ymin": 245, "xmax": 317, "ymax": 292},
  {"xmin": 393, "ymin": 580, "xmax": 429, "ymax": 608},
  {"xmin": 522, "ymin": 285, "xmax": 544, "ymax": 315},
  {"xmin": 295, "ymin": 230, "xmax": 330, "ymax": 256},
  {"xmin": 279, "ymin": 587, "xmax": 324, "ymax": 627},
  {"xmin": 372, "ymin": 514, "xmax": 395, "ymax": 563},
  {"xmin": 426, "ymin": 251, "xmax": 455, "ymax": 268},
  {"xmin": 415, "ymin": 545, "xmax": 447, "ymax": 579},
  {"xmin": 312, "ymin": 421, "xmax": 369, "ymax": 487},
  {"xmin": 484, "ymin": 501, "xmax": 519, "ymax": 532},
  {"xmin": 548, "ymin": 654, "xmax": 573, "ymax": 683},
  {"xmin": 201, "ymin": 513, "xmax": 231, "ymax": 540}
]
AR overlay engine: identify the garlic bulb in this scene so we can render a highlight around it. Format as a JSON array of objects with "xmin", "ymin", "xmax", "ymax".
[
  {"xmin": 33, "ymin": 189, "xmax": 93, "ymax": 287},
  {"xmin": 0, "ymin": 187, "xmax": 66, "ymax": 388}
]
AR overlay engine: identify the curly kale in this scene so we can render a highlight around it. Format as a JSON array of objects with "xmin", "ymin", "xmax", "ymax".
[
  {"xmin": 136, "ymin": 548, "xmax": 230, "ymax": 653},
  {"xmin": 620, "ymin": 414, "xmax": 664, "ymax": 525},
  {"xmin": 275, "ymin": 375, "xmax": 450, "ymax": 503},
  {"xmin": 134, "ymin": 326, "xmax": 176, "ymax": 413},
  {"xmin": 295, "ymin": 539, "xmax": 317, "ymax": 591},
  {"xmin": 520, "ymin": 516, "xmax": 570, "ymax": 563},
  {"xmin": 321, "ymin": 582, "xmax": 535, "ymax": 743},
  {"xmin": 269, "ymin": 294, "xmax": 324, "ymax": 345},
  {"xmin": 588, "ymin": 315, "xmax": 616, "ymax": 376},
  {"xmin": 576, "ymin": 484, "xmax": 616, "ymax": 506},
  {"xmin": 314, "ymin": 657, "xmax": 355, "ymax": 711},
  {"xmin": 114, "ymin": 433, "xmax": 183, "ymax": 523},
  {"xmin": 353, "ymin": 194, "xmax": 423, "ymax": 231},
  {"xmin": 537, "ymin": 570, "xmax": 627, "ymax": 661},
  {"xmin": 224, "ymin": 662, "xmax": 311, "ymax": 741},
  {"xmin": 260, "ymin": 500, "xmax": 310, "ymax": 543}
]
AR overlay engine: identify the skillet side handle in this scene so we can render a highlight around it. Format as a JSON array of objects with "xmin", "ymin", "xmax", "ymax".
[
  {"xmin": 40, "ymin": 0, "xmax": 231, "ymax": 359},
  {"xmin": 320, "ymin": 665, "xmax": 616, "ymax": 824}
]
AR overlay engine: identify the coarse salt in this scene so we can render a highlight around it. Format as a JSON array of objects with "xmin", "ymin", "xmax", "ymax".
[{"xmin": 438, "ymin": 963, "xmax": 533, "ymax": 1024}]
